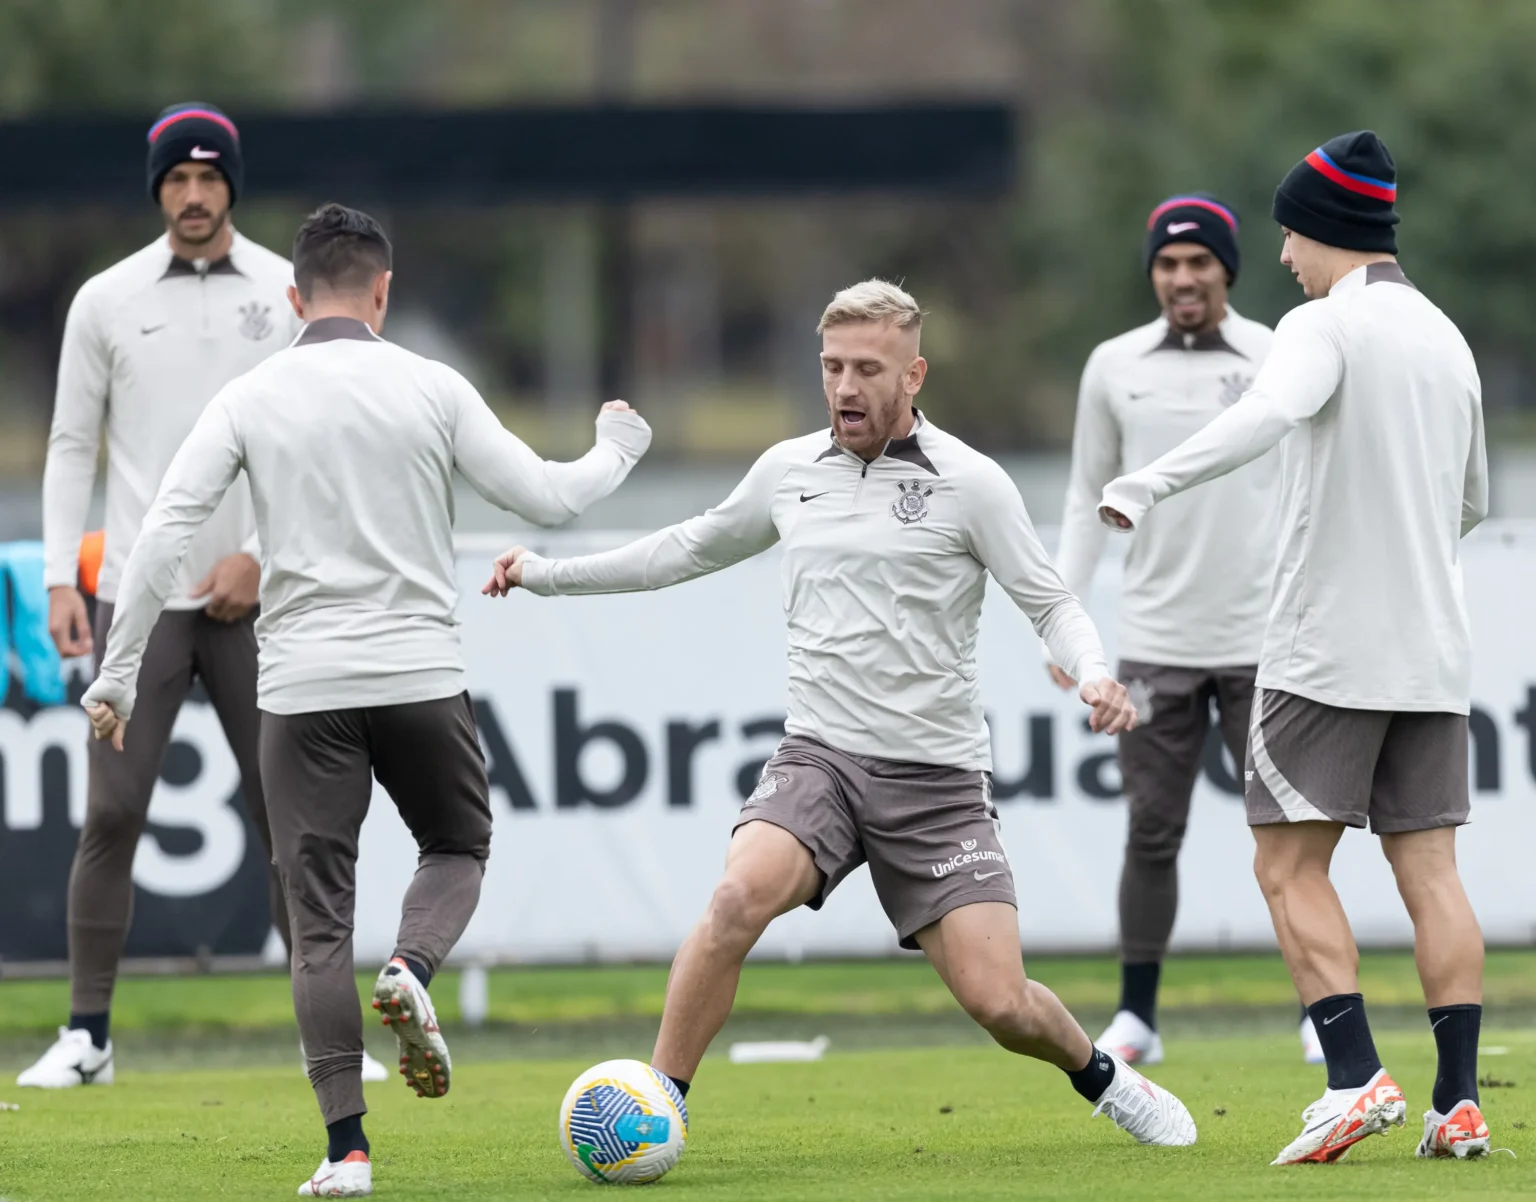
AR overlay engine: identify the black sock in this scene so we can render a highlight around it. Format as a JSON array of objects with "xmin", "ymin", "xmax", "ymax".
[
  {"xmin": 390, "ymin": 956, "xmax": 433, "ymax": 989},
  {"xmin": 68, "ymin": 1012, "xmax": 110, "ymax": 1051},
  {"xmin": 656, "ymin": 1068, "xmax": 690, "ymax": 1099},
  {"xmin": 1428, "ymin": 1003, "xmax": 1481, "ymax": 1114},
  {"xmin": 1306, "ymin": 993, "xmax": 1383, "ymax": 1091},
  {"xmin": 326, "ymin": 1113, "xmax": 369, "ymax": 1163},
  {"xmin": 1118, "ymin": 962, "xmax": 1161, "ymax": 1030},
  {"xmin": 1065, "ymin": 1046, "xmax": 1117, "ymax": 1104}
]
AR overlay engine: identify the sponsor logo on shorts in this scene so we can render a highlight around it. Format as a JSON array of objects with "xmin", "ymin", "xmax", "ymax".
[
  {"xmin": 930, "ymin": 848, "xmax": 1007, "ymax": 878},
  {"xmin": 746, "ymin": 771, "xmax": 788, "ymax": 804}
]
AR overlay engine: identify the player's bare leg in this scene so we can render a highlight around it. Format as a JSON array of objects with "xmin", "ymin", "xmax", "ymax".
[
  {"xmin": 1380, "ymin": 828, "xmax": 1489, "ymax": 1158},
  {"xmin": 916, "ymin": 901, "xmax": 1195, "ymax": 1145},
  {"xmin": 650, "ymin": 821, "xmax": 820, "ymax": 1085},
  {"xmin": 1252, "ymin": 822, "xmax": 1357, "ymax": 1001},
  {"xmin": 1254, "ymin": 822, "xmax": 1407, "ymax": 1163}
]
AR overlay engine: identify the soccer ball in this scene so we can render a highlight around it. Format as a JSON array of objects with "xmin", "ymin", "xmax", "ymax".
[{"xmin": 559, "ymin": 1059, "xmax": 688, "ymax": 1185}]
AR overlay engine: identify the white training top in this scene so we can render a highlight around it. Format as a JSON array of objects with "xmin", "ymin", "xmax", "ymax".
[
  {"xmin": 43, "ymin": 231, "xmax": 300, "ymax": 607},
  {"xmin": 1100, "ymin": 262, "xmax": 1487, "ymax": 713},
  {"xmin": 1056, "ymin": 308, "xmax": 1277, "ymax": 668},
  {"xmin": 88, "ymin": 317, "xmax": 652, "ymax": 717},
  {"xmin": 519, "ymin": 413, "xmax": 1109, "ymax": 771}
]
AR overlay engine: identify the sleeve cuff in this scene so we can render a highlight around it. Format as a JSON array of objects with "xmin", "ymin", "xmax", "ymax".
[
  {"xmin": 519, "ymin": 555, "xmax": 555, "ymax": 596},
  {"xmin": 1098, "ymin": 477, "xmax": 1152, "ymax": 532}
]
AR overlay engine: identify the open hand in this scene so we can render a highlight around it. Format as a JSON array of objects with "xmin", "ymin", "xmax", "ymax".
[
  {"xmin": 482, "ymin": 546, "xmax": 531, "ymax": 597},
  {"xmin": 1080, "ymin": 676, "xmax": 1137, "ymax": 735}
]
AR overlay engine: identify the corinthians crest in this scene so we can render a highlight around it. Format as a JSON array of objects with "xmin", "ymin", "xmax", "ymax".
[
  {"xmin": 747, "ymin": 772, "xmax": 788, "ymax": 804},
  {"xmin": 238, "ymin": 301, "xmax": 273, "ymax": 341},
  {"xmin": 1218, "ymin": 371, "xmax": 1253, "ymax": 407},
  {"xmin": 891, "ymin": 479, "xmax": 933, "ymax": 525}
]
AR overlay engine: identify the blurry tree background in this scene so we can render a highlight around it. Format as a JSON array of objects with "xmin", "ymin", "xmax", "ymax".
[{"xmin": 2, "ymin": 0, "xmax": 1534, "ymax": 479}]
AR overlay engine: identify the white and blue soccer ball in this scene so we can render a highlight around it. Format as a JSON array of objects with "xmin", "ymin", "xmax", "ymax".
[{"xmin": 559, "ymin": 1059, "xmax": 689, "ymax": 1185}]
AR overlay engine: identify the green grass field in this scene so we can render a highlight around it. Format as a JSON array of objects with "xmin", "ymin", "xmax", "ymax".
[{"xmin": 2, "ymin": 953, "xmax": 1533, "ymax": 1200}]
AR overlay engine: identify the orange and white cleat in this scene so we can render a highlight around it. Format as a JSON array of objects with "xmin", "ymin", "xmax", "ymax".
[
  {"xmin": 1416, "ymin": 1100, "xmax": 1491, "ymax": 1159},
  {"xmin": 297, "ymin": 1150, "xmax": 372, "ymax": 1196},
  {"xmin": 1272, "ymin": 1067, "xmax": 1407, "ymax": 1164},
  {"xmin": 372, "ymin": 958, "xmax": 451, "ymax": 1099}
]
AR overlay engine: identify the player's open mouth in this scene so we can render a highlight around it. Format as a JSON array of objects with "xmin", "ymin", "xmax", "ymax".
[{"xmin": 838, "ymin": 408, "xmax": 866, "ymax": 427}]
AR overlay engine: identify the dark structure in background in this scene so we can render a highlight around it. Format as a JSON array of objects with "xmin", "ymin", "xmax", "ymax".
[{"xmin": 0, "ymin": 105, "xmax": 1015, "ymax": 205}]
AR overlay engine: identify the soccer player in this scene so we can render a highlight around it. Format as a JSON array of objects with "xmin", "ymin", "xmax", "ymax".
[
  {"xmin": 1050, "ymin": 196, "xmax": 1323, "ymax": 1065},
  {"xmin": 80, "ymin": 203, "xmax": 652, "ymax": 1197},
  {"xmin": 1099, "ymin": 132, "xmax": 1490, "ymax": 1164},
  {"xmin": 487, "ymin": 279, "xmax": 1199, "ymax": 1150},
  {"xmin": 20, "ymin": 102, "xmax": 392, "ymax": 1087}
]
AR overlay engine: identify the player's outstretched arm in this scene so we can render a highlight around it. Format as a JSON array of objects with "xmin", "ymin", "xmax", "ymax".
[
  {"xmin": 447, "ymin": 364, "xmax": 652, "ymax": 526},
  {"xmin": 1099, "ymin": 301, "xmax": 1343, "ymax": 531},
  {"xmin": 483, "ymin": 443, "xmax": 791, "ymax": 598},
  {"xmin": 961, "ymin": 460, "xmax": 1133, "ymax": 733},
  {"xmin": 82, "ymin": 391, "xmax": 246, "ymax": 746}
]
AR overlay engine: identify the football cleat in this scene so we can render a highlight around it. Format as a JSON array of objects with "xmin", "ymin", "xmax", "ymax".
[
  {"xmin": 1416, "ymin": 1100, "xmax": 1491, "ymax": 1159},
  {"xmin": 1097, "ymin": 1009, "xmax": 1164, "ymax": 1066},
  {"xmin": 1090, "ymin": 1051, "xmax": 1197, "ymax": 1146},
  {"xmin": 1272, "ymin": 1067, "xmax": 1406, "ymax": 1165},
  {"xmin": 297, "ymin": 1150, "xmax": 372, "ymax": 1196},
  {"xmin": 372, "ymin": 958, "xmax": 450, "ymax": 1099},
  {"xmin": 16, "ymin": 1027, "xmax": 114, "ymax": 1089}
]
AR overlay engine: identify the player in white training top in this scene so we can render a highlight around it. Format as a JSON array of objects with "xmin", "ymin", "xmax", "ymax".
[
  {"xmin": 1101, "ymin": 131, "xmax": 1491, "ymax": 1165},
  {"xmin": 487, "ymin": 280, "xmax": 1200, "ymax": 1155}
]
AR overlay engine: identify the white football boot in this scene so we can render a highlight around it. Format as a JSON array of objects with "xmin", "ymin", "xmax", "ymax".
[
  {"xmin": 1271, "ymin": 1067, "xmax": 1407, "ymax": 1164},
  {"xmin": 297, "ymin": 1151, "xmax": 372, "ymax": 1196},
  {"xmin": 1090, "ymin": 1051, "xmax": 1197, "ymax": 1146},
  {"xmin": 300, "ymin": 1042, "xmax": 391, "ymax": 1083},
  {"xmin": 1416, "ymin": 1100, "xmax": 1491, "ymax": 1159},
  {"xmin": 1299, "ymin": 1015, "xmax": 1326, "ymax": 1064},
  {"xmin": 372, "ymin": 958, "xmax": 450, "ymax": 1098},
  {"xmin": 1096, "ymin": 1010, "xmax": 1164, "ymax": 1066},
  {"xmin": 16, "ymin": 1027, "xmax": 114, "ymax": 1088}
]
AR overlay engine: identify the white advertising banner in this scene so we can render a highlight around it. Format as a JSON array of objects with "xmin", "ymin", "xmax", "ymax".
[
  {"xmin": 6, "ymin": 526, "xmax": 1532, "ymax": 965},
  {"xmin": 343, "ymin": 524, "xmax": 1536, "ymax": 963}
]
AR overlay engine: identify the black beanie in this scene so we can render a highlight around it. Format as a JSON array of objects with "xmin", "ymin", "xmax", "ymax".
[
  {"xmin": 1272, "ymin": 130, "xmax": 1398, "ymax": 253},
  {"xmin": 146, "ymin": 102, "xmax": 244, "ymax": 205},
  {"xmin": 1143, "ymin": 194, "xmax": 1240, "ymax": 283}
]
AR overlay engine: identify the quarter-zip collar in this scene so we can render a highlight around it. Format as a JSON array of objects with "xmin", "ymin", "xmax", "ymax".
[
  {"xmin": 158, "ymin": 229, "xmax": 248, "ymax": 280},
  {"xmin": 1145, "ymin": 307, "xmax": 1249, "ymax": 357},
  {"xmin": 816, "ymin": 408, "xmax": 931, "ymax": 471}
]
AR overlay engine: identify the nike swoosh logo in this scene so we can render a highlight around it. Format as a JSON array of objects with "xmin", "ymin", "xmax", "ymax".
[
  {"xmin": 141, "ymin": 324, "xmax": 166, "ymax": 335},
  {"xmin": 1323, "ymin": 1007, "xmax": 1353, "ymax": 1026},
  {"xmin": 1431, "ymin": 1015, "xmax": 1450, "ymax": 1031},
  {"xmin": 1127, "ymin": 390, "xmax": 1152, "ymax": 400},
  {"xmin": 973, "ymin": 870, "xmax": 1005, "ymax": 881},
  {"xmin": 1166, "ymin": 221, "xmax": 1201, "ymax": 234},
  {"xmin": 189, "ymin": 146, "xmax": 221, "ymax": 160},
  {"xmin": 799, "ymin": 491, "xmax": 829, "ymax": 503}
]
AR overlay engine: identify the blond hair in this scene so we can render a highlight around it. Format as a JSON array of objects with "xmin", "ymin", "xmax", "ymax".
[{"xmin": 816, "ymin": 278, "xmax": 924, "ymax": 334}]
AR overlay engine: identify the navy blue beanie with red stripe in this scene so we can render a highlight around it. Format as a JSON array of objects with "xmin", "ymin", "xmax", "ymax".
[
  {"xmin": 1143, "ymin": 193, "xmax": 1240, "ymax": 283},
  {"xmin": 1272, "ymin": 130, "xmax": 1398, "ymax": 253},
  {"xmin": 146, "ymin": 102, "xmax": 243, "ymax": 205}
]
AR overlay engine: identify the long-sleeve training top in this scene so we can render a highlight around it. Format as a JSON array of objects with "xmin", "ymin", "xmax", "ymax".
[
  {"xmin": 1100, "ymin": 262, "xmax": 1487, "ymax": 714},
  {"xmin": 1055, "ymin": 309, "xmax": 1277, "ymax": 667},
  {"xmin": 518, "ymin": 413, "xmax": 1109, "ymax": 771},
  {"xmin": 88, "ymin": 316, "xmax": 651, "ymax": 717},
  {"xmin": 43, "ymin": 231, "xmax": 300, "ymax": 607}
]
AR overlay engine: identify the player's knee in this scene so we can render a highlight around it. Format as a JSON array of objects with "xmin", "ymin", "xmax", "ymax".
[
  {"xmin": 1125, "ymin": 814, "xmax": 1185, "ymax": 863},
  {"xmin": 702, "ymin": 876, "xmax": 776, "ymax": 949},
  {"xmin": 79, "ymin": 797, "xmax": 144, "ymax": 849},
  {"xmin": 962, "ymin": 986, "xmax": 1033, "ymax": 1038}
]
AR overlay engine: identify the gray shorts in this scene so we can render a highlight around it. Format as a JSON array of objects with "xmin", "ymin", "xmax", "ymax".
[
  {"xmin": 1244, "ymin": 687, "xmax": 1470, "ymax": 834},
  {"xmin": 735, "ymin": 735, "xmax": 1014, "ymax": 949}
]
